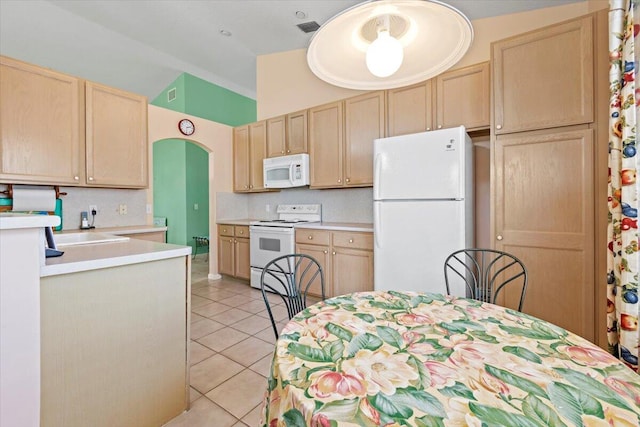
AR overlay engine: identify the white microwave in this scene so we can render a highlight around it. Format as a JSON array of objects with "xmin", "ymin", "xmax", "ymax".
[{"xmin": 263, "ymin": 153, "xmax": 310, "ymax": 188}]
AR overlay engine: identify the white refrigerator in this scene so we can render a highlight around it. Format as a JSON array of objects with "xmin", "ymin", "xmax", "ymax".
[{"xmin": 373, "ymin": 126, "xmax": 473, "ymax": 296}]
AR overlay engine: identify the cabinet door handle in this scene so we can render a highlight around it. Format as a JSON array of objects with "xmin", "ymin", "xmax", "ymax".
[
  {"xmin": 496, "ymin": 235, "xmax": 503, "ymax": 241},
  {"xmin": 345, "ymin": 178, "xmax": 350, "ymax": 183},
  {"xmin": 308, "ymin": 235, "xmax": 313, "ymax": 240},
  {"xmin": 332, "ymin": 251, "xmax": 336, "ymax": 255},
  {"xmin": 323, "ymin": 250, "xmax": 328, "ymax": 254},
  {"xmin": 337, "ymin": 179, "xmax": 342, "ymax": 183},
  {"xmin": 74, "ymin": 176, "xmax": 79, "ymax": 180},
  {"xmin": 349, "ymin": 239, "xmax": 353, "ymax": 243},
  {"xmin": 426, "ymin": 127, "xmax": 431, "ymax": 131},
  {"xmin": 238, "ymin": 230, "xmax": 243, "ymax": 235},
  {"xmin": 496, "ymin": 125, "xmax": 502, "ymax": 130},
  {"xmin": 286, "ymin": 149, "xmax": 291, "ymax": 153},
  {"xmin": 249, "ymin": 184, "xmax": 253, "ymax": 189},
  {"xmin": 88, "ymin": 177, "xmax": 94, "ymax": 181},
  {"xmin": 244, "ymin": 185, "xmax": 248, "ymax": 189},
  {"xmin": 437, "ymin": 125, "xmax": 442, "ymax": 129},
  {"xmin": 281, "ymin": 150, "xmax": 285, "ymax": 154}
]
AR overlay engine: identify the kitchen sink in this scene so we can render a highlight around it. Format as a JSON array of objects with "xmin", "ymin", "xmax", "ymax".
[{"xmin": 54, "ymin": 232, "xmax": 130, "ymax": 247}]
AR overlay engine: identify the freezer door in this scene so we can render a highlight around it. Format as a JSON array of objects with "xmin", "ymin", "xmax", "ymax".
[
  {"xmin": 373, "ymin": 126, "xmax": 468, "ymax": 200},
  {"xmin": 374, "ymin": 200, "xmax": 467, "ymax": 296}
]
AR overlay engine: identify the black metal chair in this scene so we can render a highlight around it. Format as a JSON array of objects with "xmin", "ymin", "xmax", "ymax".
[
  {"xmin": 260, "ymin": 254, "xmax": 325, "ymax": 339},
  {"xmin": 444, "ymin": 248, "xmax": 528, "ymax": 311}
]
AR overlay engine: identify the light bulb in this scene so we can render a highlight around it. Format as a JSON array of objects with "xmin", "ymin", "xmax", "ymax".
[{"xmin": 366, "ymin": 29, "xmax": 404, "ymax": 78}]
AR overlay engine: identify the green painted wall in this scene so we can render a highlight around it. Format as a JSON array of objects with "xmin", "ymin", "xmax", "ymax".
[
  {"xmin": 182, "ymin": 73, "xmax": 256, "ymax": 126},
  {"xmin": 153, "ymin": 139, "xmax": 187, "ymax": 246},
  {"xmin": 151, "ymin": 72, "xmax": 256, "ymax": 126},
  {"xmin": 185, "ymin": 143, "xmax": 209, "ymax": 250},
  {"xmin": 151, "ymin": 74, "xmax": 186, "ymax": 114}
]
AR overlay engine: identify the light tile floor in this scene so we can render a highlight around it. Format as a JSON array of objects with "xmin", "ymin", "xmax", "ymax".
[{"xmin": 163, "ymin": 257, "xmax": 286, "ymax": 427}]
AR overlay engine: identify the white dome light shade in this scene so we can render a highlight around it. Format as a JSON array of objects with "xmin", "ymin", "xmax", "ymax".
[
  {"xmin": 307, "ymin": 0, "xmax": 473, "ymax": 90},
  {"xmin": 366, "ymin": 30, "xmax": 404, "ymax": 77}
]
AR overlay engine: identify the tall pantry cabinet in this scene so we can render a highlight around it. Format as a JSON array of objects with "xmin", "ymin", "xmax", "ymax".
[{"xmin": 491, "ymin": 11, "xmax": 608, "ymax": 343}]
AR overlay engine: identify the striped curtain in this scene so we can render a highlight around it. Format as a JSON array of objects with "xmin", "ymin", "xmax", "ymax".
[{"xmin": 607, "ymin": 0, "xmax": 639, "ymax": 372}]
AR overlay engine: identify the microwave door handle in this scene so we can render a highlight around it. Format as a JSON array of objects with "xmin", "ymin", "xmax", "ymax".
[{"xmin": 289, "ymin": 163, "xmax": 295, "ymax": 185}]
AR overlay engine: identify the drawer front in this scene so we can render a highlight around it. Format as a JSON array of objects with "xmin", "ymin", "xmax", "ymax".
[
  {"xmin": 332, "ymin": 231, "xmax": 373, "ymax": 250},
  {"xmin": 295, "ymin": 229, "xmax": 330, "ymax": 246},
  {"xmin": 218, "ymin": 224, "xmax": 235, "ymax": 237},
  {"xmin": 234, "ymin": 225, "xmax": 249, "ymax": 237}
]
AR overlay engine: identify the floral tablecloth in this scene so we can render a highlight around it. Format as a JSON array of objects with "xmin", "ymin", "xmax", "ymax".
[{"xmin": 261, "ymin": 291, "xmax": 640, "ymax": 427}]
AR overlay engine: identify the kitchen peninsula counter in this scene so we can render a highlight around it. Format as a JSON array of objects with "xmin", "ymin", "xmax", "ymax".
[
  {"xmin": 294, "ymin": 222, "xmax": 373, "ymax": 232},
  {"xmin": 39, "ymin": 237, "xmax": 192, "ymax": 427},
  {"xmin": 42, "ymin": 238, "xmax": 190, "ymax": 277}
]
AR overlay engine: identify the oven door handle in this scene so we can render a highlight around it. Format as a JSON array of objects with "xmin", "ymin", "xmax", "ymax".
[{"xmin": 250, "ymin": 226, "xmax": 295, "ymax": 235}]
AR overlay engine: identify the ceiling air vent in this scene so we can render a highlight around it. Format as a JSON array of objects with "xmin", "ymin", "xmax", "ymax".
[
  {"xmin": 297, "ymin": 21, "xmax": 320, "ymax": 33},
  {"xmin": 167, "ymin": 87, "xmax": 177, "ymax": 102}
]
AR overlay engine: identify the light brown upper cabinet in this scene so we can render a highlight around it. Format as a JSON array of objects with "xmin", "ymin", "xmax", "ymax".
[
  {"xmin": 0, "ymin": 56, "xmax": 148, "ymax": 188},
  {"xmin": 435, "ymin": 62, "xmax": 490, "ymax": 131},
  {"xmin": 85, "ymin": 82, "xmax": 148, "ymax": 188},
  {"xmin": 233, "ymin": 121, "xmax": 268, "ymax": 192},
  {"xmin": 266, "ymin": 115, "xmax": 286, "ymax": 158},
  {"xmin": 266, "ymin": 110, "xmax": 308, "ymax": 158},
  {"xmin": 492, "ymin": 15, "xmax": 594, "ymax": 135},
  {"xmin": 309, "ymin": 91, "xmax": 384, "ymax": 189},
  {"xmin": 0, "ymin": 56, "xmax": 85, "ymax": 185},
  {"xmin": 386, "ymin": 63, "xmax": 490, "ymax": 137},
  {"xmin": 386, "ymin": 80, "xmax": 433, "ymax": 137}
]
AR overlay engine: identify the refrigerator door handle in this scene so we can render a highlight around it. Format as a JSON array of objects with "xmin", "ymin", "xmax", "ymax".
[
  {"xmin": 374, "ymin": 153, "xmax": 383, "ymax": 200},
  {"xmin": 374, "ymin": 202, "xmax": 382, "ymax": 248}
]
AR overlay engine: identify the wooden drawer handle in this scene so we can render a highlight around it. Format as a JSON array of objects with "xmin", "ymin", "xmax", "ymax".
[
  {"xmin": 308, "ymin": 235, "xmax": 313, "ymax": 240},
  {"xmin": 349, "ymin": 239, "xmax": 354, "ymax": 243}
]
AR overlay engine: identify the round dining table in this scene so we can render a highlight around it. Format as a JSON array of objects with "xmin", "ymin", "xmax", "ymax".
[{"xmin": 260, "ymin": 291, "xmax": 640, "ymax": 427}]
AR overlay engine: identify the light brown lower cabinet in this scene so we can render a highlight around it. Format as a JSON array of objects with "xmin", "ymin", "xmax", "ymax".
[
  {"xmin": 296, "ymin": 229, "xmax": 373, "ymax": 298},
  {"xmin": 40, "ymin": 256, "xmax": 190, "ymax": 427},
  {"xmin": 217, "ymin": 224, "xmax": 250, "ymax": 280}
]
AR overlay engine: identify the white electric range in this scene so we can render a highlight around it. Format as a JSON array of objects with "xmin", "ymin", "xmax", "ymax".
[{"xmin": 249, "ymin": 204, "xmax": 322, "ymax": 289}]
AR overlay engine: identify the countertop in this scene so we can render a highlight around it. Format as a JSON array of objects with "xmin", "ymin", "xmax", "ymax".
[
  {"xmin": 42, "ymin": 239, "xmax": 191, "ymax": 277},
  {"xmin": 57, "ymin": 225, "xmax": 167, "ymax": 235},
  {"xmin": 216, "ymin": 219, "xmax": 255, "ymax": 226},
  {"xmin": 0, "ymin": 212, "xmax": 60, "ymax": 229},
  {"xmin": 294, "ymin": 222, "xmax": 373, "ymax": 232}
]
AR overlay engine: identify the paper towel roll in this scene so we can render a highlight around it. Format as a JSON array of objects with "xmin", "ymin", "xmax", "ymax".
[{"xmin": 12, "ymin": 187, "xmax": 57, "ymax": 212}]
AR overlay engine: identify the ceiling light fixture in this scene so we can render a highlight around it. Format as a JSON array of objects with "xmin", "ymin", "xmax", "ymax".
[{"xmin": 307, "ymin": 0, "xmax": 473, "ymax": 90}]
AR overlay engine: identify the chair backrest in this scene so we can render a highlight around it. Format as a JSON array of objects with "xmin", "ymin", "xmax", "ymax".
[
  {"xmin": 444, "ymin": 248, "xmax": 528, "ymax": 311},
  {"xmin": 260, "ymin": 254, "xmax": 325, "ymax": 338}
]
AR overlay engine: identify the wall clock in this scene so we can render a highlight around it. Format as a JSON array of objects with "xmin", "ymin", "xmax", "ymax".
[{"xmin": 178, "ymin": 118, "xmax": 195, "ymax": 136}]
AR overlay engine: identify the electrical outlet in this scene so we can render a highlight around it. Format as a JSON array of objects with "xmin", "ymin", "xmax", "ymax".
[
  {"xmin": 89, "ymin": 205, "xmax": 98, "ymax": 214},
  {"xmin": 194, "ymin": 203, "xmax": 199, "ymax": 210},
  {"xmin": 146, "ymin": 204, "xmax": 152, "ymax": 214},
  {"xmin": 119, "ymin": 204, "xmax": 128, "ymax": 215},
  {"xmin": 265, "ymin": 204, "xmax": 270, "ymax": 212}
]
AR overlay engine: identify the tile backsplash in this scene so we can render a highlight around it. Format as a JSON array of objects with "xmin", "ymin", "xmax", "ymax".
[
  {"xmin": 0, "ymin": 184, "xmax": 147, "ymax": 230},
  {"xmin": 217, "ymin": 187, "xmax": 374, "ymax": 223}
]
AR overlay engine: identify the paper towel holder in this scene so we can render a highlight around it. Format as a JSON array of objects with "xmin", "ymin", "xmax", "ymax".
[{"xmin": 1, "ymin": 184, "xmax": 67, "ymax": 199}]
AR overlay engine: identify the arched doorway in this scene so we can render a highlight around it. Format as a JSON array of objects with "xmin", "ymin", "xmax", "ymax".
[{"xmin": 147, "ymin": 105, "xmax": 234, "ymax": 280}]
